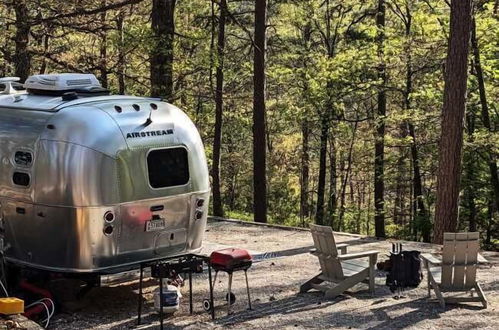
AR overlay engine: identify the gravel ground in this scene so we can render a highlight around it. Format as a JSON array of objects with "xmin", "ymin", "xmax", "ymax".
[{"xmin": 50, "ymin": 219, "xmax": 499, "ymax": 329}]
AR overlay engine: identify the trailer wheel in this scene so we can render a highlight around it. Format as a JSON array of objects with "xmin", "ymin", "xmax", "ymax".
[
  {"xmin": 225, "ymin": 292, "xmax": 236, "ymax": 305},
  {"xmin": 203, "ymin": 299, "xmax": 212, "ymax": 312}
]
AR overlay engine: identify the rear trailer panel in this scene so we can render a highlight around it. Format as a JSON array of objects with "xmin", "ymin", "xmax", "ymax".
[{"xmin": 0, "ymin": 73, "xmax": 210, "ymax": 274}]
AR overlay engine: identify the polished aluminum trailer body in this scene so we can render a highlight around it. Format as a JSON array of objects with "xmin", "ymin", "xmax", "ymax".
[{"xmin": 0, "ymin": 91, "xmax": 209, "ymax": 273}]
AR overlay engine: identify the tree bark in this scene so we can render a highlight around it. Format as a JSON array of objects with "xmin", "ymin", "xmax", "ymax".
[
  {"xmin": 300, "ymin": 119, "xmax": 310, "ymax": 226},
  {"xmin": 117, "ymin": 11, "xmax": 126, "ymax": 94},
  {"xmin": 327, "ymin": 136, "xmax": 337, "ymax": 228},
  {"xmin": 253, "ymin": 0, "xmax": 267, "ymax": 223},
  {"xmin": 316, "ymin": 0, "xmax": 337, "ymax": 226},
  {"xmin": 406, "ymin": 32, "xmax": 429, "ymax": 242},
  {"xmin": 99, "ymin": 0, "xmax": 108, "ymax": 88},
  {"xmin": 433, "ymin": 0, "xmax": 472, "ymax": 244},
  {"xmin": 316, "ymin": 114, "xmax": 328, "ymax": 225},
  {"xmin": 355, "ymin": 182, "xmax": 362, "ymax": 233},
  {"xmin": 338, "ymin": 122, "xmax": 357, "ymax": 231},
  {"xmin": 14, "ymin": 0, "xmax": 30, "ymax": 81},
  {"xmin": 464, "ymin": 112, "xmax": 477, "ymax": 232},
  {"xmin": 374, "ymin": 0, "xmax": 386, "ymax": 238},
  {"xmin": 485, "ymin": 198, "xmax": 494, "ymax": 246},
  {"xmin": 409, "ymin": 123, "xmax": 430, "ymax": 241},
  {"xmin": 393, "ymin": 155, "xmax": 405, "ymax": 225},
  {"xmin": 471, "ymin": 17, "xmax": 499, "ymax": 214},
  {"xmin": 150, "ymin": 0, "xmax": 175, "ymax": 101},
  {"xmin": 211, "ymin": 0, "xmax": 227, "ymax": 218},
  {"xmin": 299, "ymin": 22, "xmax": 312, "ymax": 226}
]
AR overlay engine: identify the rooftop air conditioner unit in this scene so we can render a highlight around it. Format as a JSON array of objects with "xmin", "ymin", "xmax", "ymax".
[{"xmin": 24, "ymin": 73, "xmax": 102, "ymax": 94}]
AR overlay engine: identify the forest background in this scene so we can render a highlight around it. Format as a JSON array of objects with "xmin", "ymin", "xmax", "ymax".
[{"xmin": 0, "ymin": 0, "xmax": 497, "ymax": 248}]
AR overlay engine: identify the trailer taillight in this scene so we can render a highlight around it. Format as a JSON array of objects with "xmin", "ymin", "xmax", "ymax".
[
  {"xmin": 104, "ymin": 211, "xmax": 115, "ymax": 223},
  {"xmin": 196, "ymin": 199, "xmax": 205, "ymax": 208},
  {"xmin": 103, "ymin": 225, "xmax": 114, "ymax": 236}
]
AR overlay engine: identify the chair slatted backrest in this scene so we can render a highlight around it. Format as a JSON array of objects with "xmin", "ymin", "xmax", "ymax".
[
  {"xmin": 441, "ymin": 232, "xmax": 479, "ymax": 290},
  {"xmin": 310, "ymin": 224, "xmax": 343, "ymax": 280}
]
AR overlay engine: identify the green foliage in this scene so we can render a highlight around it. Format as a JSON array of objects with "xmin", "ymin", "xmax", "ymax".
[{"xmin": 0, "ymin": 0, "xmax": 497, "ymax": 246}]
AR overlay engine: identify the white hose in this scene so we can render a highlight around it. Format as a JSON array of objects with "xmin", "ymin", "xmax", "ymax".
[
  {"xmin": 39, "ymin": 302, "xmax": 50, "ymax": 328},
  {"xmin": 38, "ymin": 298, "xmax": 55, "ymax": 319},
  {"xmin": 26, "ymin": 297, "xmax": 55, "ymax": 328},
  {"xmin": 0, "ymin": 279, "xmax": 8, "ymax": 297}
]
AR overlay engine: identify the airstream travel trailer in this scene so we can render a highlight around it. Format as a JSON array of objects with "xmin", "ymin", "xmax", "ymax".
[{"xmin": 0, "ymin": 73, "xmax": 210, "ymax": 274}]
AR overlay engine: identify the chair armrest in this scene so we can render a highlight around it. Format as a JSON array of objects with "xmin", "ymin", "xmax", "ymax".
[
  {"xmin": 421, "ymin": 253, "xmax": 441, "ymax": 266},
  {"xmin": 337, "ymin": 250, "xmax": 378, "ymax": 261},
  {"xmin": 336, "ymin": 244, "xmax": 348, "ymax": 254},
  {"xmin": 478, "ymin": 253, "xmax": 489, "ymax": 264},
  {"xmin": 309, "ymin": 244, "xmax": 348, "ymax": 256}
]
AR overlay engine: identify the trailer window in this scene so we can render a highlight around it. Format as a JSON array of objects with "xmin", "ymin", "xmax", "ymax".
[{"xmin": 147, "ymin": 148, "xmax": 189, "ymax": 188}]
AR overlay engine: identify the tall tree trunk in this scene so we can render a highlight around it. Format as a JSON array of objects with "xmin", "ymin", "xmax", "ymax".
[
  {"xmin": 299, "ymin": 22, "xmax": 312, "ymax": 227},
  {"xmin": 393, "ymin": 155, "xmax": 405, "ymax": 225},
  {"xmin": 356, "ymin": 182, "xmax": 362, "ymax": 234},
  {"xmin": 338, "ymin": 122, "xmax": 357, "ymax": 231},
  {"xmin": 150, "ymin": 0, "xmax": 175, "ymax": 101},
  {"xmin": 374, "ymin": 0, "xmax": 386, "ymax": 238},
  {"xmin": 117, "ymin": 11, "xmax": 126, "ymax": 94},
  {"xmin": 14, "ymin": 1, "xmax": 30, "ymax": 81},
  {"xmin": 485, "ymin": 198, "xmax": 494, "ymax": 246},
  {"xmin": 209, "ymin": 0, "xmax": 216, "ymax": 95},
  {"xmin": 316, "ymin": 114, "xmax": 328, "ymax": 225},
  {"xmin": 409, "ymin": 123, "xmax": 430, "ymax": 241},
  {"xmin": 316, "ymin": 0, "xmax": 337, "ymax": 226},
  {"xmin": 211, "ymin": 0, "xmax": 227, "ymax": 218},
  {"xmin": 471, "ymin": 17, "xmax": 499, "ymax": 213},
  {"xmin": 464, "ymin": 112, "xmax": 477, "ymax": 232},
  {"xmin": 253, "ymin": 0, "xmax": 267, "ymax": 223},
  {"xmin": 367, "ymin": 183, "xmax": 372, "ymax": 235},
  {"xmin": 433, "ymin": 0, "xmax": 472, "ymax": 244},
  {"xmin": 300, "ymin": 120, "xmax": 310, "ymax": 226},
  {"xmin": 99, "ymin": 0, "xmax": 108, "ymax": 88},
  {"xmin": 466, "ymin": 180, "xmax": 477, "ymax": 232},
  {"xmin": 391, "ymin": 0, "xmax": 429, "ymax": 241},
  {"xmin": 327, "ymin": 136, "xmax": 337, "ymax": 228},
  {"xmin": 406, "ymin": 36, "xmax": 429, "ymax": 241}
]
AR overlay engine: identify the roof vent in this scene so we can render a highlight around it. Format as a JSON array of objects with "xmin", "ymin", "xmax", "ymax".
[
  {"xmin": 24, "ymin": 73, "xmax": 101, "ymax": 95},
  {"xmin": 0, "ymin": 77, "xmax": 24, "ymax": 95}
]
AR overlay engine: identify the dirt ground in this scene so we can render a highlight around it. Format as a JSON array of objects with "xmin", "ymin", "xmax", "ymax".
[{"xmin": 51, "ymin": 219, "xmax": 499, "ymax": 329}]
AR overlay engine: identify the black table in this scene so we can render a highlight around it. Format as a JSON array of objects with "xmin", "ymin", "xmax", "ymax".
[{"xmin": 136, "ymin": 254, "xmax": 215, "ymax": 329}]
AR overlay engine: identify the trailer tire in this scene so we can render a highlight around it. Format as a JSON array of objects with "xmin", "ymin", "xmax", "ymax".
[
  {"xmin": 225, "ymin": 292, "xmax": 236, "ymax": 305},
  {"xmin": 202, "ymin": 299, "xmax": 212, "ymax": 312}
]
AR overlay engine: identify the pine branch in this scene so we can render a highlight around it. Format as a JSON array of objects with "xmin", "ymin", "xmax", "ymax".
[{"xmin": 34, "ymin": 0, "xmax": 145, "ymax": 24}]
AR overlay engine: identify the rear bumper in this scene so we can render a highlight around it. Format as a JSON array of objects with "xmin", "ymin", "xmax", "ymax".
[{"xmin": 5, "ymin": 245, "xmax": 203, "ymax": 274}]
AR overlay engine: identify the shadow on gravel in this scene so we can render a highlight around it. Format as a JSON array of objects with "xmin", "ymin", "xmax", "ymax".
[
  {"xmin": 214, "ymin": 292, "xmax": 346, "ymax": 326},
  {"xmin": 108, "ymin": 313, "xmax": 185, "ymax": 330},
  {"xmin": 366, "ymin": 298, "xmax": 442, "ymax": 329},
  {"xmin": 366, "ymin": 297, "xmax": 485, "ymax": 330}
]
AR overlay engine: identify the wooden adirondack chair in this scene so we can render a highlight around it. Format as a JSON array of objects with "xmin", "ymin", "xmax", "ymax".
[
  {"xmin": 421, "ymin": 232, "xmax": 487, "ymax": 308},
  {"xmin": 300, "ymin": 224, "xmax": 379, "ymax": 299}
]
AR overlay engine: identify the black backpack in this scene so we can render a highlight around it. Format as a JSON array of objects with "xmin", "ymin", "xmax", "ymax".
[{"xmin": 386, "ymin": 243, "xmax": 423, "ymax": 292}]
